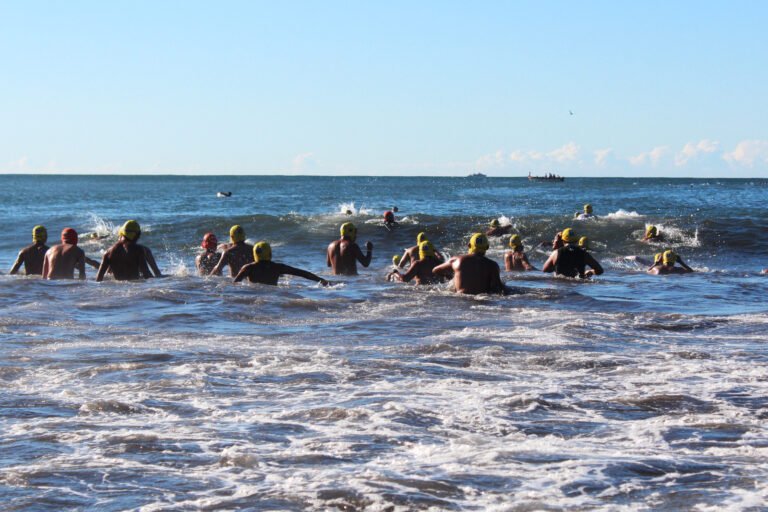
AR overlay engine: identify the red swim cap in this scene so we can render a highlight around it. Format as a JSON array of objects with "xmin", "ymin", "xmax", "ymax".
[
  {"xmin": 61, "ymin": 228, "xmax": 78, "ymax": 245},
  {"xmin": 383, "ymin": 211, "xmax": 395, "ymax": 223},
  {"xmin": 201, "ymin": 232, "xmax": 218, "ymax": 250}
]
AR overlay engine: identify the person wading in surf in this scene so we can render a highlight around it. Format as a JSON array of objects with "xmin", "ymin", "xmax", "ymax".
[
  {"xmin": 235, "ymin": 241, "xmax": 330, "ymax": 286},
  {"xmin": 10, "ymin": 225, "xmax": 49, "ymax": 276},
  {"xmin": 542, "ymin": 228, "xmax": 603, "ymax": 279},
  {"xmin": 327, "ymin": 222, "xmax": 373, "ymax": 275},
  {"xmin": 96, "ymin": 220, "xmax": 153, "ymax": 281},
  {"xmin": 388, "ymin": 240, "xmax": 443, "ymax": 285},
  {"xmin": 433, "ymin": 233, "xmax": 505, "ymax": 294},
  {"xmin": 42, "ymin": 228, "xmax": 86, "ymax": 279},
  {"xmin": 210, "ymin": 225, "xmax": 254, "ymax": 277}
]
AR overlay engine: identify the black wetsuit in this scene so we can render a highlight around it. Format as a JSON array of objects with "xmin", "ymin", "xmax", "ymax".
[{"xmin": 554, "ymin": 245, "xmax": 587, "ymax": 278}]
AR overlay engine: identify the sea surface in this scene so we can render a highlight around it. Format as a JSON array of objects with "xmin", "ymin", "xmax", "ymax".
[{"xmin": 1, "ymin": 175, "xmax": 767, "ymax": 511}]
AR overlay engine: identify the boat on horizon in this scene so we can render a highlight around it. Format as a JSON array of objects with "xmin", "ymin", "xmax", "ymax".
[{"xmin": 528, "ymin": 172, "xmax": 564, "ymax": 182}]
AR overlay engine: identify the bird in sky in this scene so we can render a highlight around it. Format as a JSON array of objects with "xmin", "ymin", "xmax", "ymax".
[{"xmin": 569, "ymin": 110, "xmax": 574, "ymax": 116}]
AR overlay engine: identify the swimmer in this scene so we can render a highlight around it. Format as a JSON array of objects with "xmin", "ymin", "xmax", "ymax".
[
  {"xmin": 210, "ymin": 225, "xmax": 254, "ymax": 277},
  {"xmin": 387, "ymin": 240, "xmax": 444, "ymax": 285},
  {"xmin": 542, "ymin": 228, "xmax": 604, "ymax": 279},
  {"xmin": 575, "ymin": 204, "xmax": 595, "ymax": 220},
  {"xmin": 648, "ymin": 250, "xmax": 694, "ymax": 275},
  {"xmin": 486, "ymin": 219, "xmax": 512, "ymax": 237},
  {"xmin": 642, "ymin": 225, "xmax": 663, "ymax": 242},
  {"xmin": 10, "ymin": 225, "xmax": 49, "ymax": 275},
  {"xmin": 397, "ymin": 232, "xmax": 444, "ymax": 269},
  {"xmin": 196, "ymin": 233, "xmax": 222, "ymax": 276},
  {"xmin": 327, "ymin": 222, "xmax": 373, "ymax": 275},
  {"xmin": 126, "ymin": 227, "xmax": 163, "ymax": 277},
  {"xmin": 383, "ymin": 210, "xmax": 399, "ymax": 231},
  {"xmin": 579, "ymin": 236, "xmax": 590, "ymax": 250},
  {"xmin": 96, "ymin": 220, "xmax": 152, "ymax": 281},
  {"xmin": 504, "ymin": 235, "xmax": 536, "ymax": 271},
  {"xmin": 42, "ymin": 228, "xmax": 86, "ymax": 279},
  {"xmin": 234, "ymin": 241, "xmax": 330, "ymax": 286},
  {"xmin": 433, "ymin": 233, "xmax": 505, "ymax": 294}
]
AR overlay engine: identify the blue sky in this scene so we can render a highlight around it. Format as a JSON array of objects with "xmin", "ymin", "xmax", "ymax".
[{"xmin": 1, "ymin": 1, "xmax": 766, "ymax": 176}]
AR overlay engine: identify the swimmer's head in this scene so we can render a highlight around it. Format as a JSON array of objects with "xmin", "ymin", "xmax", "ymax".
[
  {"xmin": 490, "ymin": 219, "xmax": 500, "ymax": 228},
  {"xmin": 578, "ymin": 236, "xmax": 589, "ymax": 249},
  {"xmin": 392, "ymin": 206, "xmax": 399, "ymax": 213},
  {"xmin": 383, "ymin": 211, "xmax": 395, "ymax": 223},
  {"xmin": 468, "ymin": 233, "xmax": 489, "ymax": 255},
  {"xmin": 654, "ymin": 252, "xmax": 663, "ymax": 264},
  {"xmin": 340, "ymin": 222, "xmax": 357, "ymax": 241},
  {"xmin": 201, "ymin": 232, "xmax": 218, "ymax": 250},
  {"xmin": 662, "ymin": 250, "xmax": 677, "ymax": 266},
  {"xmin": 61, "ymin": 227, "xmax": 78, "ymax": 245},
  {"xmin": 561, "ymin": 228, "xmax": 578, "ymax": 243},
  {"xmin": 253, "ymin": 241, "xmax": 272, "ymax": 262},
  {"xmin": 416, "ymin": 231, "xmax": 428, "ymax": 244},
  {"xmin": 32, "ymin": 225, "xmax": 47, "ymax": 243},
  {"xmin": 392, "ymin": 254, "xmax": 401, "ymax": 266},
  {"xmin": 646, "ymin": 225, "xmax": 658, "ymax": 237},
  {"xmin": 119, "ymin": 220, "xmax": 141, "ymax": 241},
  {"xmin": 345, "ymin": 209, "xmax": 353, "ymax": 215},
  {"xmin": 584, "ymin": 204, "xmax": 593, "ymax": 214},
  {"xmin": 508, "ymin": 234, "xmax": 522, "ymax": 250},
  {"xmin": 418, "ymin": 240, "xmax": 436, "ymax": 260},
  {"xmin": 229, "ymin": 225, "xmax": 246, "ymax": 243}
]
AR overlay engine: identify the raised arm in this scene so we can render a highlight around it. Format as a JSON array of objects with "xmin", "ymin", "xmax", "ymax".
[{"xmin": 356, "ymin": 242, "xmax": 373, "ymax": 268}]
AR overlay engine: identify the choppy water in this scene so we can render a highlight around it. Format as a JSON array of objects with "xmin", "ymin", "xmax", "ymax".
[{"xmin": 1, "ymin": 175, "xmax": 767, "ymax": 510}]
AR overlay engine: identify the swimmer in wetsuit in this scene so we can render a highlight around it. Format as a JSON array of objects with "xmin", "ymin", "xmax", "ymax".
[
  {"xmin": 575, "ymin": 204, "xmax": 595, "ymax": 220},
  {"xmin": 96, "ymin": 220, "xmax": 153, "ymax": 281},
  {"xmin": 327, "ymin": 222, "xmax": 373, "ymax": 275},
  {"xmin": 388, "ymin": 240, "xmax": 444, "ymax": 285},
  {"xmin": 433, "ymin": 233, "xmax": 505, "ymax": 294},
  {"xmin": 42, "ymin": 228, "xmax": 86, "ymax": 279},
  {"xmin": 648, "ymin": 250, "xmax": 694, "ymax": 275},
  {"xmin": 211, "ymin": 225, "xmax": 254, "ymax": 277},
  {"xmin": 504, "ymin": 234, "xmax": 536, "ymax": 271},
  {"xmin": 196, "ymin": 232, "xmax": 222, "ymax": 276},
  {"xmin": 542, "ymin": 228, "xmax": 603, "ymax": 279},
  {"xmin": 10, "ymin": 225, "xmax": 49, "ymax": 276},
  {"xmin": 235, "ymin": 241, "xmax": 329, "ymax": 286}
]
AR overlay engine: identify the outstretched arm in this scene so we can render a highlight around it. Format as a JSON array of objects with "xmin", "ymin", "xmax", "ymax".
[
  {"xmin": 280, "ymin": 264, "xmax": 329, "ymax": 286},
  {"xmin": 676, "ymin": 256, "xmax": 694, "ymax": 272},
  {"xmin": 85, "ymin": 257, "xmax": 100, "ymax": 269}
]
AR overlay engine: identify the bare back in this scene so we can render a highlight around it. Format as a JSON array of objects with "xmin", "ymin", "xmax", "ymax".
[
  {"xmin": 327, "ymin": 239, "xmax": 369, "ymax": 275},
  {"xmin": 435, "ymin": 254, "xmax": 503, "ymax": 294},
  {"xmin": 44, "ymin": 244, "xmax": 85, "ymax": 279},
  {"xmin": 97, "ymin": 241, "xmax": 151, "ymax": 281},
  {"xmin": 212, "ymin": 242, "xmax": 254, "ymax": 277},
  {"xmin": 11, "ymin": 243, "xmax": 49, "ymax": 275}
]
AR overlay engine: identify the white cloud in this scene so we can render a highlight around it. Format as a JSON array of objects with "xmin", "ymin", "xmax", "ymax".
[
  {"xmin": 547, "ymin": 142, "xmax": 580, "ymax": 162},
  {"xmin": 476, "ymin": 142, "xmax": 580, "ymax": 169},
  {"xmin": 722, "ymin": 140, "xmax": 768, "ymax": 167},
  {"xmin": 291, "ymin": 152, "xmax": 316, "ymax": 172},
  {"xmin": 3, "ymin": 156, "xmax": 29, "ymax": 172},
  {"xmin": 594, "ymin": 148, "xmax": 613, "ymax": 167},
  {"xmin": 628, "ymin": 146, "xmax": 669, "ymax": 167},
  {"xmin": 674, "ymin": 139, "xmax": 719, "ymax": 167}
]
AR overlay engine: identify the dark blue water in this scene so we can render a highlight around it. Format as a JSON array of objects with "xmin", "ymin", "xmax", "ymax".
[{"xmin": 1, "ymin": 175, "xmax": 766, "ymax": 510}]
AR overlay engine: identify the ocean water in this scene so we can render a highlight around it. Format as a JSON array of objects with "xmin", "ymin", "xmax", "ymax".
[{"xmin": 1, "ymin": 175, "xmax": 767, "ymax": 510}]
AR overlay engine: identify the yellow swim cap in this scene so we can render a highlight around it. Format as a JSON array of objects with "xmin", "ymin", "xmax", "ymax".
[
  {"xmin": 646, "ymin": 225, "xmax": 658, "ymax": 237},
  {"xmin": 119, "ymin": 220, "xmax": 141, "ymax": 241},
  {"xmin": 392, "ymin": 254, "xmax": 401, "ymax": 265},
  {"xmin": 490, "ymin": 219, "xmax": 500, "ymax": 228},
  {"xmin": 578, "ymin": 236, "xmax": 589, "ymax": 249},
  {"xmin": 584, "ymin": 204, "xmax": 593, "ymax": 214},
  {"xmin": 340, "ymin": 222, "xmax": 357, "ymax": 241},
  {"xmin": 662, "ymin": 250, "xmax": 677, "ymax": 266},
  {"xmin": 32, "ymin": 225, "xmax": 47, "ymax": 243},
  {"xmin": 418, "ymin": 240, "xmax": 436, "ymax": 260},
  {"xmin": 416, "ymin": 231, "xmax": 427, "ymax": 244},
  {"xmin": 468, "ymin": 233, "xmax": 489, "ymax": 255},
  {"xmin": 561, "ymin": 228, "xmax": 578, "ymax": 243},
  {"xmin": 229, "ymin": 225, "xmax": 246, "ymax": 243},
  {"xmin": 508, "ymin": 234, "xmax": 522, "ymax": 249},
  {"xmin": 654, "ymin": 252, "xmax": 663, "ymax": 264},
  {"xmin": 253, "ymin": 241, "xmax": 272, "ymax": 262}
]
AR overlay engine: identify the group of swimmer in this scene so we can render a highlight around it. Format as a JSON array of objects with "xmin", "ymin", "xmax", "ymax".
[{"xmin": 8, "ymin": 201, "xmax": 716, "ymax": 296}]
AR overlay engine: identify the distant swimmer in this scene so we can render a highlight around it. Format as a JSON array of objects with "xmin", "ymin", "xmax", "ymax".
[
  {"xmin": 642, "ymin": 225, "xmax": 663, "ymax": 242},
  {"xmin": 327, "ymin": 222, "xmax": 372, "ymax": 275},
  {"xmin": 96, "ymin": 220, "xmax": 152, "ymax": 281},
  {"xmin": 234, "ymin": 241, "xmax": 329, "ymax": 286},
  {"xmin": 217, "ymin": 191, "xmax": 232, "ymax": 197},
  {"xmin": 210, "ymin": 225, "xmax": 254, "ymax": 277},
  {"xmin": 10, "ymin": 225, "xmax": 49, "ymax": 276},
  {"xmin": 542, "ymin": 228, "xmax": 604, "ymax": 279},
  {"xmin": 504, "ymin": 235, "xmax": 536, "ymax": 271},
  {"xmin": 388, "ymin": 240, "xmax": 443, "ymax": 285},
  {"xmin": 486, "ymin": 219, "xmax": 512, "ymax": 237},
  {"xmin": 196, "ymin": 232, "xmax": 222, "ymax": 276},
  {"xmin": 433, "ymin": 233, "xmax": 505, "ymax": 294},
  {"xmin": 575, "ymin": 204, "xmax": 595, "ymax": 220},
  {"xmin": 398, "ymin": 232, "xmax": 444, "ymax": 269},
  {"xmin": 383, "ymin": 210, "xmax": 399, "ymax": 231},
  {"xmin": 42, "ymin": 228, "xmax": 86, "ymax": 280},
  {"xmin": 648, "ymin": 250, "xmax": 694, "ymax": 275}
]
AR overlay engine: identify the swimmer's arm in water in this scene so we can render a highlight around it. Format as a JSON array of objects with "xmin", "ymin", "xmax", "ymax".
[
  {"xmin": 432, "ymin": 257, "xmax": 457, "ymax": 278},
  {"xmin": 355, "ymin": 242, "xmax": 373, "ymax": 267},
  {"xmin": 583, "ymin": 252, "xmax": 604, "ymax": 277},
  {"xmin": 522, "ymin": 253, "xmax": 536, "ymax": 271},
  {"xmin": 137, "ymin": 250, "xmax": 152, "ymax": 279},
  {"xmin": 541, "ymin": 251, "xmax": 557, "ymax": 273},
  {"xmin": 85, "ymin": 257, "xmax": 100, "ymax": 269},
  {"xmin": 210, "ymin": 249, "xmax": 230, "ymax": 276},
  {"xmin": 279, "ymin": 264, "xmax": 330, "ymax": 286},
  {"xmin": 9, "ymin": 251, "xmax": 24, "ymax": 275},
  {"xmin": 676, "ymin": 256, "xmax": 694, "ymax": 272},
  {"xmin": 489, "ymin": 261, "xmax": 505, "ymax": 294},
  {"xmin": 397, "ymin": 249, "xmax": 411, "ymax": 269},
  {"xmin": 95, "ymin": 253, "xmax": 110, "ymax": 282},
  {"xmin": 77, "ymin": 250, "xmax": 86, "ymax": 280},
  {"xmin": 143, "ymin": 247, "xmax": 162, "ymax": 277},
  {"xmin": 398, "ymin": 262, "xmax": 421, "ymax": 283},
  {"xmin": 233, "ymin": 263, "xmax": 251, "ymax": 283}
]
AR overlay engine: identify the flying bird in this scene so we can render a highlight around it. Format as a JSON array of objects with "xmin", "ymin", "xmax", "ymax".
[{"xmin": 569, "ymin": 110, "xmax": 574, "ymax": 116}]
